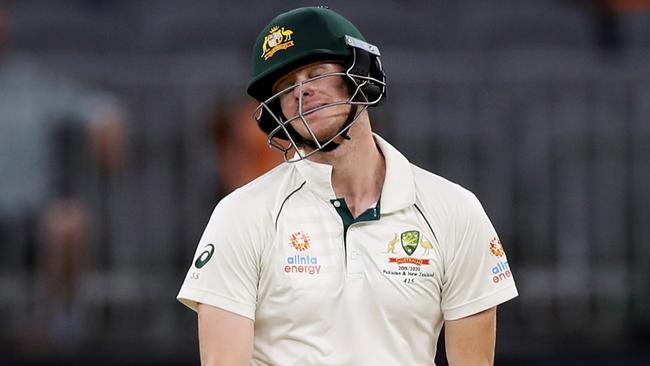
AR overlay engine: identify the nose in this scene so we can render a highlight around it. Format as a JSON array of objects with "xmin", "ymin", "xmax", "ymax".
[{"xmin": 291, "ymin": 78, "xmax": 315, "ymax": 101}]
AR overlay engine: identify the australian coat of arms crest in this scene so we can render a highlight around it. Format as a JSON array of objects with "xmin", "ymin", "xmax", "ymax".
[{"xmin": 261, "ymin": 26, "xmax": 294, "ymax": 60}]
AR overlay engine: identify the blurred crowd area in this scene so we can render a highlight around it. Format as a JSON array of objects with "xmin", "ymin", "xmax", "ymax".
[{"xmin": 0, "ymin": 0, "xmax": 649, "ymax": 365}]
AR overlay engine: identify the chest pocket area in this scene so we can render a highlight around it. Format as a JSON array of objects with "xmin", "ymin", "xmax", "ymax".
[
  {"xmin": 363, "ymin": 224, "xmax": 442, "ymax": 299},
  {"xmin": 266, "ymin": 229, "xmax": 345, "ymax": 307}
]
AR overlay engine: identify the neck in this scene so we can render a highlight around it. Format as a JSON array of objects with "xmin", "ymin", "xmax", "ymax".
[{"xmin": 307, "ymin": 112, "xmax": 386, "ymax": 218}]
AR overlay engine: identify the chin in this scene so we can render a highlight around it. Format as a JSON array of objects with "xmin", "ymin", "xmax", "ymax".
[{"xmin": 298, "ymin": 117, "xmax": 345, "ymax": 141}]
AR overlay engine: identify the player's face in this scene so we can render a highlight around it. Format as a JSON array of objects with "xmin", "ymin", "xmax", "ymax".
[{"xmin": 273, "ymin": 62, "xmax": 351, "ymax": 144}]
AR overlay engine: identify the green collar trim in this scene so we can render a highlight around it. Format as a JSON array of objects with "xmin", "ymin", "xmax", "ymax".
[{"xmin": 330, "ymin": 198, "xmax": 381, "ymax": 237}]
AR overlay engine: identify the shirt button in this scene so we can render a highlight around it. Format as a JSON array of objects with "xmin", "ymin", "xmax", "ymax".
[
  {"xmin": 350, "ymin": 251, "xmax": 359, "ymax": 259},
  {"xmin": 333, "ymin": 200, "xmax": 341, "ymax": 208}
]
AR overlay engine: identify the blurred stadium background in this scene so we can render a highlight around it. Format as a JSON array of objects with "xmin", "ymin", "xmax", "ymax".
[{"xmin": 1, "ymin": 0, "xmax": 649, "ymax": 365}]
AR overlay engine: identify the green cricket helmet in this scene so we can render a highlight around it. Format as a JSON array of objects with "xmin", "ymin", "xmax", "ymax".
[{"xmin": 247, "ymin": 6, "xmax": 386, "ymax": 161}]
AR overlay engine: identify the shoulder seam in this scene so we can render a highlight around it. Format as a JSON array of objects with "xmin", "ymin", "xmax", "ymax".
[
  {"xmin": 275, "ymin": 181, "xmax": 307, "ymax": 230},
  {"xmin": 414, "ymin": 203, "xmax": 440, "ymax": 245}
]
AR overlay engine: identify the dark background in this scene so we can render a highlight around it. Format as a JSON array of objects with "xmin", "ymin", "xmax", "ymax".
[{"xmin": 1, "ymin": 0, "xmax": 649, "ymax": 365}]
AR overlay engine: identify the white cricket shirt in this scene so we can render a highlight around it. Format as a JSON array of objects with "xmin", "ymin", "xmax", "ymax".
[{"xmin": 177, "ymin": 135, "xmax": 518, "ymax": 365}]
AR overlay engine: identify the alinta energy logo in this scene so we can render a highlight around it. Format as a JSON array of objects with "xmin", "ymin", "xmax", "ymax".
[
  {"xmin": 488, "ymin": 237, "xmax": 512, "ymax": 284},
  {"xmin": 289, "ymin": 231, "xmax": 311, "ymax": 251},
  {"xmin": 285, "ymin": 231, "xmax": 320, "ymax": 275},
  {"xmin": 489, "ymin": 237, "xmax": 505, "ymax": 258}
]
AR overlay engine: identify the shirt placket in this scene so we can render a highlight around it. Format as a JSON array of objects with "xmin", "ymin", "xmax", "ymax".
[{"xmin": 329, "ymin": 198, "xmax": 381, "ymax": 278}]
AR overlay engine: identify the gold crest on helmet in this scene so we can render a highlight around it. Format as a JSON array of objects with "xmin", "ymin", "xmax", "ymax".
[{"xmin": 261, "ymin": 26, "xmax": 294, "ymax": 60}]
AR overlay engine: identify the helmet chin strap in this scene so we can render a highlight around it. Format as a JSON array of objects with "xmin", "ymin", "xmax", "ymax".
[{"xmin": 296, "ymin": 104, "xmax": 358, "ymax": 152}]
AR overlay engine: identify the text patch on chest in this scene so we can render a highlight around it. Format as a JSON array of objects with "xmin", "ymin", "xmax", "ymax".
[{"xmin": 283, "ymin": 230, "xmax": 322, "ymax": 275}]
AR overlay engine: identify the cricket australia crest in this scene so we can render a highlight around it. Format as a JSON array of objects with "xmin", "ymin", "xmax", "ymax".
[
  {"xmin": 384, "ymin": 230, "xmax": 434, "ymax": 283},
  {"xmin": 400, "ymin": 230, "xmax": 420, "ymax": 256}
]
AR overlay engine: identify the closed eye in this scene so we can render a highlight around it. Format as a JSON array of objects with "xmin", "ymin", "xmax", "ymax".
[{"xmin": 273, "ymin": 79, "xmax": 294, "ymax": 94}]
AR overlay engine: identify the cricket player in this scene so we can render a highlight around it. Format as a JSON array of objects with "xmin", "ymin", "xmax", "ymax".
[{"xmin": 178, "ymin": 6, "xmax": 518, "ymax": 365}]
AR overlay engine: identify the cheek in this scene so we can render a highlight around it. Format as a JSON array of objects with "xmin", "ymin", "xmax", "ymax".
[
  {"xmin": 333, "ymin": 79, "xmax": 351, "ymax": 99},
  {"xmin": 279, "ymin": 95, "xmax": 295, "ymax": 118}
]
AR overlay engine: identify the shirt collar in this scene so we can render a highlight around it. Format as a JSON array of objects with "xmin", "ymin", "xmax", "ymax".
[
  {"xmin": 374, "ymin": 134, "xmax": 416, "ymax": 213},
  {"xmin": 294, "ymin": 156, "xmax": 337, "ymax": 200},
  {"xmin": 293, "ymin": 134, "xmax": 415, "ymax": 214}
]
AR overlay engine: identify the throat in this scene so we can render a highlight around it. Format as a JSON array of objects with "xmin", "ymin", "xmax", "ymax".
[
  {"xmin": 331, "ymin": 149, "xmax": 385, "ymax": 216},
  {"xmin": 346, "ymin": 198, "xmax": 378, "ymax": 219}
]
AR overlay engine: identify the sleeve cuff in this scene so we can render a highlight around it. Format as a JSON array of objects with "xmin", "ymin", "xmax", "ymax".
[
  {"xmin": 177, "ymin": 286, "xmax": 256, "ymax": 321},
  {"xmin": 443, "ymin": 283, "xmax": 518, "ymax": 321}
]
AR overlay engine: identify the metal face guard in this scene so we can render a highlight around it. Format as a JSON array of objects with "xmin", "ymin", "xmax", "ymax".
[{"xmin": 253, "ymin": 51, "xmax": 385, "ymax": 162}]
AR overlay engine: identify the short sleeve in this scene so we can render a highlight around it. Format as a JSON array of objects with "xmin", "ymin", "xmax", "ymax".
[
  {"xmin": 177, "ymin": 195, "xmax": 266, "ymax": 321},
  {"xmin": 440, "ymin": 191, "xmax": 518, "ymax": 320}
]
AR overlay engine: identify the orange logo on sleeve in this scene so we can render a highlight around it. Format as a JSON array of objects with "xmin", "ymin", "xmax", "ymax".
[{"xmin": 489, "ymin": 237, "xmax": 505, "ymax": 258}]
